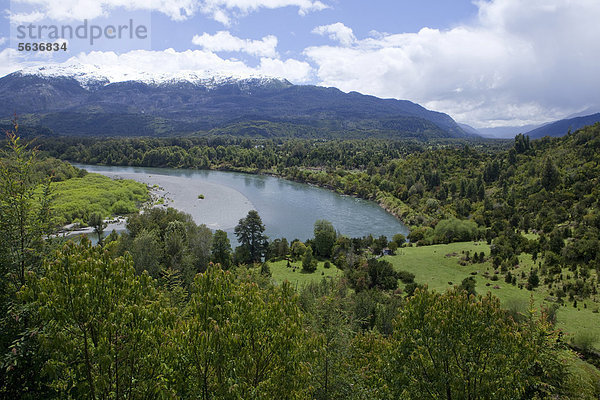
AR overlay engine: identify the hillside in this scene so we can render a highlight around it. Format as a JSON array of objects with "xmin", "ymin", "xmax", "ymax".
[
  {"xmin": 0, "ymin": 64, "xmax": 470, "ymax": 139},
  {"xmin": 526, "ymin": 113, "xmax": 600, "ymax": 138}
]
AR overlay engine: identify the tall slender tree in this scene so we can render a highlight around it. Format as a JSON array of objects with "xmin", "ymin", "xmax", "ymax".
[
  {"xmin": 0, "ymin": 123, "xmax": 54, "ymax": 397},
  {"xmin": 211, "ymin": 229, "xmax": 232, "ymax": 268},
  {"xmin": 234, "ymin": 210, "xmax": 268, "ymax": 263}
]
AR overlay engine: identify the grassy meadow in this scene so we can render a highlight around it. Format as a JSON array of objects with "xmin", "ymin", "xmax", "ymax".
[
  {"xmin": 385, "ymin": 241, "xmax": 600, "ymax": 346},
  {"xmin": 267, "ymin": 259, "xmax": 344, "ymax": 288},
  {"xmin": 266, "ymin": 240, "xmax": 600, "ymax": 348}
]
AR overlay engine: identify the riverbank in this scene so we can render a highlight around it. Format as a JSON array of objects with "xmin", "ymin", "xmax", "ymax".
[{"xmin": 51, "ymin": 216, "xmax": 128, "ymax": 240}]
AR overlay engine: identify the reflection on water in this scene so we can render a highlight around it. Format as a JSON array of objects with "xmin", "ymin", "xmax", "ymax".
[{"xmin": 76, "ymin": 164, "xmax": 408, "ymax": 243}]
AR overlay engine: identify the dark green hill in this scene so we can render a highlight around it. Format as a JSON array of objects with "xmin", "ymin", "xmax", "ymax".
[
  {"xmin": 526, "ymin": 113, "xmax": 600, "ymax": 138},
  {"xmin": 0, "ymin": 71, "xmax": 471, "ymax": 139}
]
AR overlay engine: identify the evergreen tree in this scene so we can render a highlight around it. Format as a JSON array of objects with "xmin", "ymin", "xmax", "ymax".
[
  {"xmin": 211, "ymin": 229, "xmax": 232, "ymax": 268},
  {"xmin": 541, "ymin": 157, "xmax": 560, "ymax": 191},
  {"xmin": 234, "ymin": 210, "xmax": 268, "ymax": 263},
  {"xmin": 527, "ymin": 269, "xmax": 540, "ymax": 290},
  {"xmin": 458, "ymin": 276, "xmax": 477, "ymax": 296}
]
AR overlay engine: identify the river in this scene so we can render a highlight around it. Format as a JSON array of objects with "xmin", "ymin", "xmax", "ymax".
[{"xmin": 76, "ymin": 164, "xmax": 408, "ymax": 243}]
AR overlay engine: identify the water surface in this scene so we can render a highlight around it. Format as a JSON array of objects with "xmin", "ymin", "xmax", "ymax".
[{"xmin": 78, "ymin": 164, "xmax": 408, "ymax": 243}]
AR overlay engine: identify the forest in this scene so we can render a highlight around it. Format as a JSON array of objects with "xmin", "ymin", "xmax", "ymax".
[{"xmin": 2, "ymin": 124, "xmax": 600, "ymax": 398}]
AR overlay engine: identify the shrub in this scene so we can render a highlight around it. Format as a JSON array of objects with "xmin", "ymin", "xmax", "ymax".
[
  {"xmin": 111, "ymin": 200, "xmax": 137, "ymax": 215},
  {"xmin": 571, "ymin": 331, "xmax": 598, "ymax": 353},
  {"xmin": 397, "ymin": 270, "xmax": 415, "ymax": 284},
  {"xmin": 433, "ymin": 218, "xmax": 479, "ymax": 244}
]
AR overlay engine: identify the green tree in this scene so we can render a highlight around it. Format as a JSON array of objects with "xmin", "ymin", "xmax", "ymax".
[
  {"xmin": 211, "ymin": 229, "xmax": 232, "ymax": 268},
  {"xmin": 187, "ymin": 223, "xmax": 213, "ymax": 273},
  {"xmin": 314, "ymin": 220, "xmax": 336, "ymax": 258},
  {"xmin": 130, "ymin": 228, "xmax": 162, "ymax": 277},
  {"xmin": 392, "ymin": 233, "xmax": 406, "ymax": 247},
  {"xmin": 291, "ymin": 240, "xmax": 307, "ymax": 261},
  {"xmin": 458, "ymin": 276, "xmax": 477, "ymax": 296},
  {"xmin": 170, "ymin": 266, "xmax": 309, "ymax": 399},
  {"xmin": 366, "ymin": 258, "xmax": 398, "ymax": 291},
  {"xmin": 164, "ymin": 220, "xmax": 188, "ymax": 268},
  {"xmin": 88, "ymin": 211, "xmax": 106, "ymax": 245},
  {"xmin": 309, "ymin": 294, "xmax": 352, "ymax": 400},
  {"xmin": 433, "ymin": 218, "xmax": 478, "ymax": 243},
  {"xmin": 24, "ymin": 239, "xmax": 174, "ymax": 399},
  {"xmin": 541, "ymin": 157, "xmax": 560, "ymax": 191},
  {"xmin": 373, "ymin": 235, "xmax": 388, "ymax": 255},
  {"xmin": 0, "ymin": 127, "xmax": 53, "ymax": 290},
  {"xmin": 388, "ymin": 288, "xmax": 566, "ymax": 399},
  {"xmin": 527, "ymin": 269, "xmax": 540, "ymax": 290},
  {"xmin": 234, "ymin": 210, "xmax": 268, "ymax": 263},
  {"xmin": 549, "ymin": 230, "xmax": 564, "ymax": 254},
  {"xmin": 0, "ymin": 126, "xmax": 54, "ymax": 397},
  {"xmin": 302, "ymin": 245, "xmax": 318, "ymax": 273}
]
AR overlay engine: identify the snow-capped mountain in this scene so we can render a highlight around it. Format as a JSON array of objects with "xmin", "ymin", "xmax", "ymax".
[
  {"xmin": 0, "ymin": 63, "xmax": 471, "ymax": 139},
  {"xmin": 17, "ymin": 63, "xmax": 291, "ymax": 91}
]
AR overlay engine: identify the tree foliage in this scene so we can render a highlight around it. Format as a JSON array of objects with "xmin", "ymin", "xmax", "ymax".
[
  {"xmin": 169, "ymin": 265, "xmax": 309, "ymax": 399},
  {"xmin": 0, "ymin": 125, "xmax": 54, "ymax": 397},
  {"xmin": 24, "ymin": 239, "xmax": 174, "ymax": 399},
  {"xmin": 234, "ymin": 210, "xmax": 268, "ymax": 264},
  {"xmin": 211, "ymin": 229, "xmax": 232, "ymax": 268},
  {"xmin": 313, "ymin": 220, "xmax": 336, "ymax": 258},
  {"xmin": 389, "ymin": 288, "xmax": 566, "ymax": 399}
]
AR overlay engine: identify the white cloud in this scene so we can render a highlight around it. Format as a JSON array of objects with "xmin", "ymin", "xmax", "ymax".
[
  {"xmin": 305, "ymin": 0, "xmax": 600, "ymax": 127},
  {"xmin": 312, "ymin": 22, "xmax": 356, "ymax": 46},
  {"xmin": 0, "ymin": 37, "xmax": 6, "ymax": 46},
  {"xmin": 192, "ymin": 31, "xmax": 278, "ymax": 58},
  {"xmin": 8, "ymin": 0, "xmax": 328, "ymax": 23},
  {"xmin": 8, "ymin": 0, "xmax": 197, "ymax": 21},
  {"xmin": 2, "ymin": 48, "xmax": 313, "ymax": 83},
  {"xmin": 6, "ymin": 10, "xmax": 47, "ymax": 25},
  {"xmin": 201, "ymin": 0, "xmax": 328, "ymax": 24},
  {"xmin": 0, "ymin": 48, "xmax": 27, "ymax": 77},
  {"xmin": 258, "ymin": 57, "xmax": 313, "ymax": 82}
]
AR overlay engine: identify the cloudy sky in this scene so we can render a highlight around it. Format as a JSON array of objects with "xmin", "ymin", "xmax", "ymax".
[{"xmin": 1, "ymin": 0, "xmax": 599, "ymax": 128}]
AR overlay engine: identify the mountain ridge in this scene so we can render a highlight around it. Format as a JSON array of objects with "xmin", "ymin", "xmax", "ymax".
[
  {"xmin": 0, "ymin": 64, "xmax": 471, "ymax": 139},
  {"xmin": 525, "ymin": 113, "xmax": 600, "ymax": 138}
]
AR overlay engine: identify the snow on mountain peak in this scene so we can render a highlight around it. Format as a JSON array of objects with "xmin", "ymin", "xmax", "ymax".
[{"xmin": 17, "ymin": 62, "xmax": 289, "ymax": 90}]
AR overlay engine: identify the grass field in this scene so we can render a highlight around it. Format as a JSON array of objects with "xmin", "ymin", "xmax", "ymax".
[
  {"xmin": 267, "ymin": 259, "xmax": 344, "ymax": 289},
  {"xmin": 264, "ymin": 240, "xmax": 599, "ymax": 349},
  {"xmin": 384, "ymin": 241, "xmax": 600, "ymax": 348}
]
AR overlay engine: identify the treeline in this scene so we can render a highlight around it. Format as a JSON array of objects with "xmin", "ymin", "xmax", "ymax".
[{"xmin": 36, "ymin": 135, "xmax": 508, "ymax": 174}]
